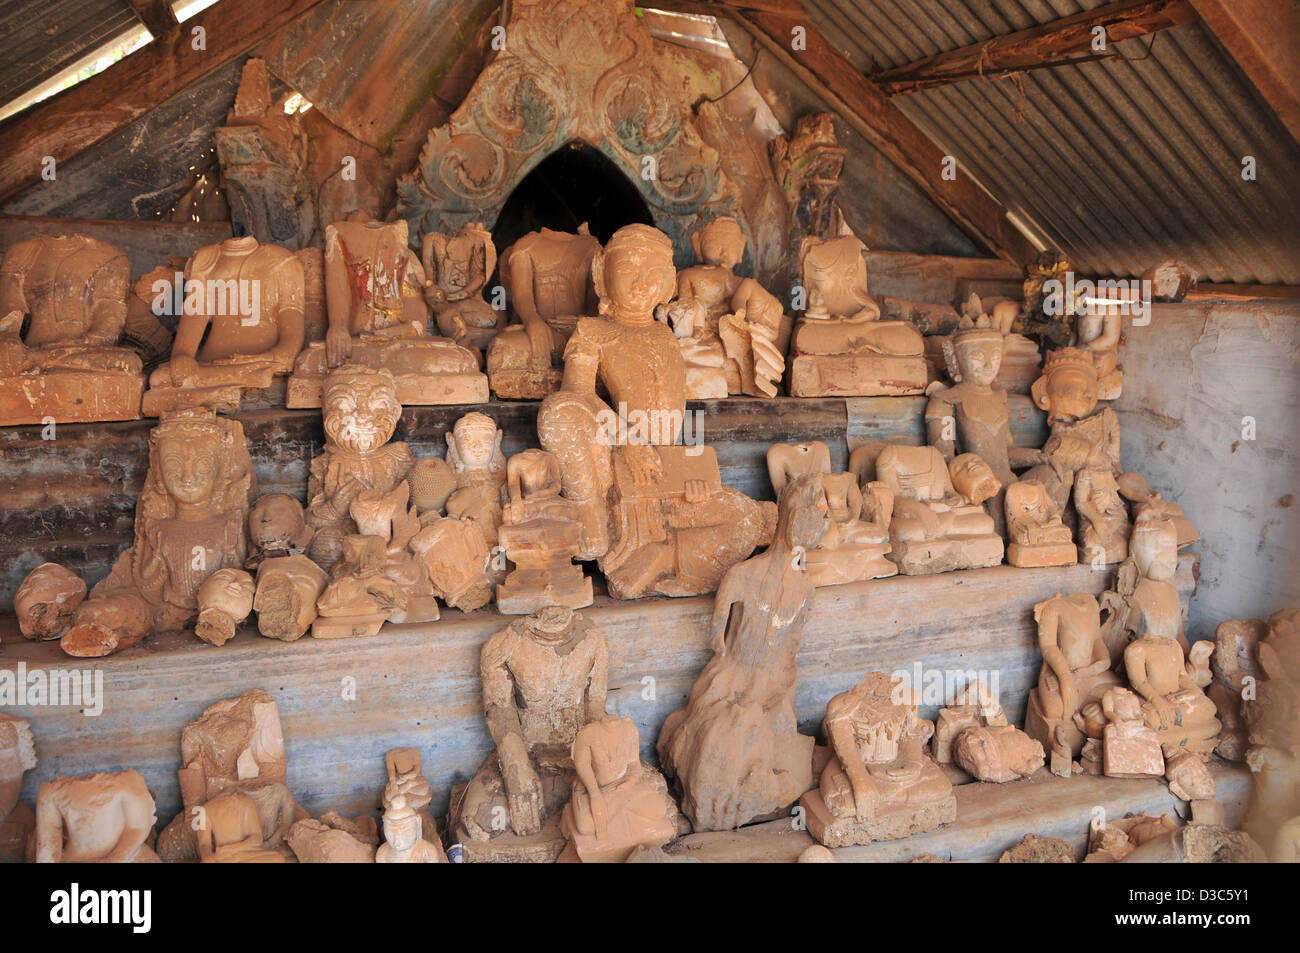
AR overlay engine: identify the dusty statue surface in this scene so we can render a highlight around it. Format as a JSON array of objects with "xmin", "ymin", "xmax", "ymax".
[
  {"xmin": 35, "ymin": 770, "xmax": 160, "ymax": 863},
  {"xmin": 20, "ymin": 408, "xmax": 256, "ymax": 657},
  {"xmin": 288, "ymin": 215, "xmax": 486, "ymax": 407},
  {"xmin": 658, "ymin": 475, "xmax": 827, "ymax": 831},
  {"xmin": 536, "ymin": 224, "xmax": 774, "ymax": 599}
]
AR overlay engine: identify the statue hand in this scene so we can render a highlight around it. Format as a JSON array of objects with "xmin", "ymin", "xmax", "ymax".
[
  {"xmin": 326, "ymin": 326, "xmax": 352, "ymax": 368},
  {"xmin": 683, "ymin": 479, "xmax": 710, "ymax": 504},
  {"xmin": 503, "ymin": 759, "xmax": 543, "ymax": 836}
]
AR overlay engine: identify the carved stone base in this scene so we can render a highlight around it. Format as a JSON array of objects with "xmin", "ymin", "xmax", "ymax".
[
  {"xmin": 456, "ymin": 813, "xmax": 569, "ymax": 864},
  {"xmin": 888, "ymin": 533, "xmax": 1003, "ymax": 575},
  {"xmin": 311, "ymin": 611, "xmax": 390, "ymax": 639},
  {"xmin": 1024, "ymin": 687, "xmax": 1084, "ymax": 761},
  {"xmin": 496, "ymin": 572, "xmax": 593, "ymax": 615},
  {"xmin": 1007, "ymin": 540, "xmax": 1077, "ymax": 568},
  {"xmin": 143, "ymin": 381, "xmax": 252, "ymax": 417},
  {"xmin": 806, "ymin": 546, "xmax": 898, "ymax": 586},
  {"xmin": 287, "ymin": 340, "xmax": 488, "ymax": 407},
  {"xmin": 801, "ymin": 764, "xmax": 957, "ymax": 848},
  {"xmin": 787, "ymin": 354, "xmax": 927, "ymax": 397},
  {"xmin": 0, "ymin": 369, "xmax": 143, "ymax": 425},
  {"xmin": 487, "ymin": 366, "xmax": 563, "ymax": 401}
]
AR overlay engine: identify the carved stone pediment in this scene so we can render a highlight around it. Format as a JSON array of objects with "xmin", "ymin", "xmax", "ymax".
[{"xmin": 395, "ymin": 0, "xmax": 741, "ymax": 263}]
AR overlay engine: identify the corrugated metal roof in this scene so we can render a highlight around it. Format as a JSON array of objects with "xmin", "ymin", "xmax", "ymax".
[
  {"xmin": 800, "ymin": 0, "xmax": 1300, "ymax": 283},
  {"xmin": 0, "ymin": 0, "xmax": 140, "ymax": 105}
]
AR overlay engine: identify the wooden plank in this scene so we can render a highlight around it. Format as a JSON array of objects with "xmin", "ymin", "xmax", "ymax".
[
  {"xmin": 1190, "ymin": 0, "xmax": 1300, "ymax": 147},
  {"xmin": 865, "ymin": 249, "xmax": 1021, "ymax": 303},
  {"xmin": 666, "ymin": 761, "xmax": 1251, "ymax": 862},
  {"xmin": 845, "ymin": 393, "xmax": 1048, "ymax": 451},
  {"xmin": 0, "ymin": 562, "xmax": 1112, "ymax": 824},
  {"xmin": 722, "ymin": 9, "xmax": 1038, "ymax": 265},
  {"xmin": 0, "ymin": 215, "xmax": 232, "ymax": 279},
  {"xmin": 127, "ymin": 0, "xmax": 181, "ymax": 40},
  {"xmin": 873, "ymin": 0, "xmax": 1199, "ymax": 96},
  {"xmin": 1185, "ymin": 282, "xmax": 1300, "ymax": 302},
  {"xmin": 0, "ymin": 0, "xmax": 329, "ymax": 204}
]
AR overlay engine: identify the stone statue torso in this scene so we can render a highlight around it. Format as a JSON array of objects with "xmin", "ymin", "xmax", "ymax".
[{"xmin": 2, "ymin": 235, "xmax": 128, "ymax": 346}]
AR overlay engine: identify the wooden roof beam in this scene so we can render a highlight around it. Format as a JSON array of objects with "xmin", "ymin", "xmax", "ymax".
[
  {"xmin": 721, "ymin": 8, "xmax": 1037, "ymax": 264},
  {"xmin": 1189, "ymin": 0, "xmax": 1300, "ymax": 147},
  {"xmin": 0, "ymin": 0, "xmax": 328, "ymax": 204},
  {"xmin": 127, "ymin": 0, "xmax": 181, "ymax": 40},
  {"xmin": 874, "ymin": 0, "xmax": 1199, "ymax": 96}
]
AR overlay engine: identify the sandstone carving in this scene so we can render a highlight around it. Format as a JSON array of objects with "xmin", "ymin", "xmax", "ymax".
[
  {"xmin": 0, "ymin": 713, "xmax": 36, "ymax": 863},
  {"xmin": 14, "ymin": 563, "xmax": 86, "ymax": 642},
  {"xmin": 800, "ymin": 672, "xmax": 956, "ymax": 848},
  {"xmin": 787, "ymin": 236, "xmax": 926, "ymax": 397},
  {"xmin": 288, "ymin": 215, "xmax": 487, "ymax": 407},
  {"xmin": 35, "ymin": 770, "xmax": 159, "ymax": 863},
  {"xmin": 1004, "ymin": 480, "xmax": 1076, "ymax": 567},
  {"xmin": 423, "ymin": 221, "xmax": 502, "ymax": 350},
  {"xmin": 0, "ymin": 233, "xmax": 143, "ymax": 424},
  {"xmin": 658, "ymin": 475, "xmax": 826, "ymax": 831}
]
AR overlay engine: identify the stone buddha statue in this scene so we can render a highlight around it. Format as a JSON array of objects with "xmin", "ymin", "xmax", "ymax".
[
  {"xmin": 787, "ymin": 235, "xmax": 926, "ymax": 397},
  {"xmin": 1074, "ymin": 465, "xmax": 1131, "ymax": 566},
  {"xmin": 198, "ymin": 790, "xmax": 286, "ymax": 863},
  {"xmin": 1124, "ymin": 633, "xmax": 1221, "ymax": 761},
  {"xmin": 559, "ymin": 714, "xmax": 679, "ymax": 863},
  {"xmin": 873, "ymin": 444, "xmax": 1004, "ymax": 574},
  {"xmin": 452, "ymin": 606, "xmax": 609, "ymax": 862},
  {"xmin": 1024, "ymin": 592, "xmax": 1123, "ymax": 774},
  {"xmin": 800, "ymin": 672, "xmax": 956, "ymax": 848},
  {"xmin": 1100, "ymin": 515, "xmax": 1188, "ymax": 664},
  {"xmin": 0, "ymin": 233, "xmax": 143, "ymax": 424},
  {"xmin": 766, "ymin": 441, "xmax": 895, "ymax": 585},
  {"xmin": 487, "ymin": 225, "xmax": 602, "ymax": 399},
  {"xmin": 144, "ymin": 236, "xmax": 305, "ymax": 415},
  {"xmin": 670, "ymin": 217, "xmax": 786, "ymax": 397},
  {"xmin": 35, "ymin": 770, "xmax": 160, "ymax": 863},
  {"xmin": 34, "ymin": 408, "xmax": 255, "ymax": 657},
  {"xmin": 287, "ymin": 215, "xmax": 487, "ymax": 407},
  {"xmin": 536, "ymin": 224, "xmax": 774, "ymax": 600},
  {"xmin": 422, "ymin": 221, "xmax": 502, "ymax": 350},
  {"xmin": 1075, "ymin": 297, "xmax": 1123, "ymax": 399},
  {"xmin": 1004, "ymin": 479, "xmax": 1076, "ymax": 567}
]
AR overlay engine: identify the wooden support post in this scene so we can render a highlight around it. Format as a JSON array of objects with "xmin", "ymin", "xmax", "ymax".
[{"xmin": 127, "ymin": 0, "xmax": 181, "ymax": 40}]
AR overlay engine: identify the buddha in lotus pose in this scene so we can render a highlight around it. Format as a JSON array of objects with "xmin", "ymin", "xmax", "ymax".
[{"xmin": 787, "ymin": 235, "xmax": 926, "ymax": 397}]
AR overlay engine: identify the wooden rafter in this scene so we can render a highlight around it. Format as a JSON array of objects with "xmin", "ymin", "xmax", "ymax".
[
  {"xmin": 874, "ymin": 0, "xmax": 1199, "ymax": 96},
  {"xmin": 0, "ymin": 0, "xmax": 328, "ymax": 204},
  {"xmin": 1190, "ymin": 0, "xmax": 1300, "ymax": 146},
  {"xmin": 127, "ymin": 0, "xmax": 180, "ymax": 40},
  {"xmin": 727, "ymin": 9, "xmax": 1036, "ymax": 264}
]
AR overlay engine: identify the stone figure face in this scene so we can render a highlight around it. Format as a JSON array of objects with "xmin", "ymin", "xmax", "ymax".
[
  {"xmin": 323, "ymin": 369, "xmax": 401, "ymax": 454},
  {"xmin": 15, "ymin": 563, "xmax": 86, "ymax": 641},
  {"xmin": 451, "ymin": 413, "xmax": 499, "ymax": 472},
  {"xmin": 249, "ymin": 494, "xmax": 306, "ymax": 550},
  {"xmin": 1033, "ymin": 350, "xmax": 1100, "ymax": 424},
  {"xmin": 198, "ymin": 568, "xmax": 256, "ymax": 618},
  {"xmin": 383, "ymin": 812, "xmax": 421, "ymax": 852},
  {"xmin": 694, "ymin": 218, "xmax": 744, "ymax": 270},
  {"xmin": 596, "ymin": 226, "xmax": 676, "ymax": 318},
  {"xmin": 950, "ymin": 453, "xmax": 1000, "ymax": 504},
  {"xmin": 953, "ymin": 331, "xmax": 1003, "ymax": 386},
  {"xmin": 159, "ymin": 430, "xmax": 223, "ymax": 505}
]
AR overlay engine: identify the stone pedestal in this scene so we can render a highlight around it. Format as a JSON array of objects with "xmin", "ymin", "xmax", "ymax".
[
  {"xmin": 788, "ymin": 353, "xmax": 927, "ymax": 398},
  {"xmin": 801, "ymin": 760, "xmax": 956, "ymax": 848}
]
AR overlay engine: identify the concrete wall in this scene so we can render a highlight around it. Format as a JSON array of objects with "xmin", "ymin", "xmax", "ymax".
[{"xmin": 1116, "ymin": 300, "xmax": 1300, "ymax": 639}]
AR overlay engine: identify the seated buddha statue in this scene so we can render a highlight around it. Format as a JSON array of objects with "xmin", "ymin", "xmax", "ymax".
[
  {"xmin": 766, "ymin": 441, "xmax": 895, "ymax": 585},
  {"xmin": 287, "ymin": 215, "xmax": 486, "ymax": 407},
  {"xmin": 800, "ymin": 672, "xmax": 956, "ymax": 848},
  {"xmin": 496, "ymin": 449, "xmax": 593, "ymax": 614},
  {"xmin": 873, "ymin": 444, "xmax": 1004, "ymax": 574},
  {"xmin": 422, "ymin": 221, "xmax": 502, "ymax": 351},
  {"xmin": 1023, "ymin": 592, "xmax": 1123, "ymax": 774},
  {"xmin": 143, "ymin": 236, "xmax": 305, "ymax": 415},
  {"xmin": 487, "ymin": 225, "xmax": 601, "ymax": 399},
  {"xmin": 198, "ymin": 790, "xmax": 285, "ymax": 863},
  {"xmin": 0, "ymin": 233, "xmax": 144, "ymax": 424},
  {"xmin": 787, "ymin": 235, "xmax": 926, "ymax": 397},
  {"xmin": 1124, "ymin": 632, "xmax": 1221, "ymax": 761},
  {"xmin": 536, "ymin": 224, "xmax": 774, "ymax": 600},
  {"xmin": 671, "ymin": 217, "xmax": 785, "ymax": 397},
  {"xmin": 1004, "ymin": 479, "xmax": 1076, "ymax": 567},
  {"xmin": 1100, "ymin": 515, "xmax": 1188, "ymax": 664},
  {"xmin": 1075, "ymin": 297, "xmax": 1124, "ymax": 399}
]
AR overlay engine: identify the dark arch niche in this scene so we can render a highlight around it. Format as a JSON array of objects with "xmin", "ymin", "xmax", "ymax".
[{"xmin": 491, "ymin": 141, "xmax": 656, "ymax": 257}]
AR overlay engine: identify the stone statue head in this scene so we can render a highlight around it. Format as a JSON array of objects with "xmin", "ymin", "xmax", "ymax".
[
  {"xmin": 777, "ymin": 473, "xmax": 830, "ymax": 551},
  {"xmin": 408, "ymin": 457, "xmax": 456, "ymax": 514},
  {"xmin": 197, "ymin": 568, "xmax": 256, "ymax": 619},
  {"xmin": 949, "ymin": 453, "xmax": 1000, "ymax": 504},
  {"xmin": 944, "ymin": 327, "xmax": 1004, "ymax": 386},
  {"xmin": 322, "ymin": 366, "xmax": 401, "ymax": 454},
  {"xmin": 141, "ymin": 409, "xmax": 255, "ymax": 524},
  {"xmin": 1130, "ymin": 515, "xmax": 1178, "ymax": 582},
  {"xmin": 446, "ymin": 412, "xmax": 504, "ymax": 475},
  {"xmin": 593, "ymin": 225, "xmax": 676, "ymax": 320},
  {"xmin": 1032, "ymin": 348, "xmax": 1099, "ymax": 424},
  {"xmin": 15, "ymin": 563, "xmax": 86, "ymax": 641},
  {"xmin": 248, "ymin": 494, "xmax": 312, "ymax": 554},
  {"xmin": 691, "ymin": 217, "xmax": 745, "ymax": 271}
]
